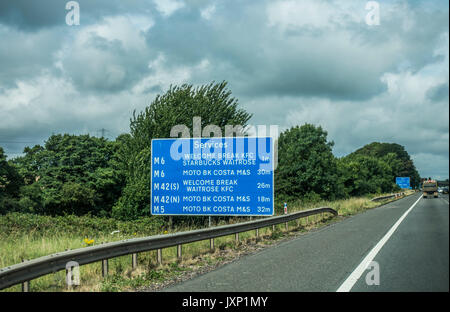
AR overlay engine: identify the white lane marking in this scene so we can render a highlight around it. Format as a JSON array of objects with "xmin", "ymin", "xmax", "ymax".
[
  {"xmin": 336, "ymin": 195, "xmax": 423, "ymax": 292},
  {"xmin": 440, "ymin": 197, "xmax": 449, "ymax": 205}
]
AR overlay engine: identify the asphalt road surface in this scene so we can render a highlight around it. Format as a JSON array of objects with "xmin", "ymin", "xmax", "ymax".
[{"xmin": 162, "ymin": 193, "xmax": 449, "ymax": 292}]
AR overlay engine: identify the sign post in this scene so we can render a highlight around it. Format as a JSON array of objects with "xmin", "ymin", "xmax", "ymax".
[
  {"xmin": 284, "ymin": 202, "xmax": 288, "ymax": 230},
  {"xmin": 151, "ymin": 137, "xmax": 274, "ymax": 217}
]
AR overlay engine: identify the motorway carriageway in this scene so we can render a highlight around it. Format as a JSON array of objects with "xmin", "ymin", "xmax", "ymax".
[{"xmin": 160, "ymin": 193, "xmax": 449, "ymax": 292}]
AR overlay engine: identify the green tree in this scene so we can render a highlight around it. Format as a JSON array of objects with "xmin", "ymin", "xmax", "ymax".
[
  {"xmin": 11, "ymin": 134, "xmax": 125, "ymax": 216},
  {"xmin": 274, "ymin": 124, "xmax": 342, "ymax": 209},
  {"xmin": 18, "ymin": 183, "xmax": 44, "ymax": 214},
  {"xmin": 0, "ymin": 147, "xmax": 23, "ymax": 213},
  {"xmin": 349, "ymin": 142, "xmax": 420, "ymax": 188},
  {"xmin": 337, "ymin": 154, "xmax": 399, "ymax": 197},
  {"xmin": 113, "ymin": 81, "xmax": 252, "ymax": 220}
]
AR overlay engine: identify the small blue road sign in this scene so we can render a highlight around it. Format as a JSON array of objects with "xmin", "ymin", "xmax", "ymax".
[{"xmin": 396, "ymin": 177, "xmax": 410, "ymax": 189}]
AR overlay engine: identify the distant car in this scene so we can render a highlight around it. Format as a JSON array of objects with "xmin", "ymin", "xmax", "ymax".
[
  {"xmin": 443, "ymin": 187, "xmax": 449, "ymax": 194},
  {"xmin": 438, "ymin": 187, "xmax": 443, "ymax": 193}
]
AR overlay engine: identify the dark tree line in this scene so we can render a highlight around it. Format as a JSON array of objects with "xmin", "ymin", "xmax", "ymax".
[
  {"xmin": 0, "ymin": 81, "xmax": 420, "ymax": 219},
  {"xmin": 273, "ymin": 127, "xmax": 420, "ymax": 212},
  {"xmin": 0, "ymin": 135, "xmax": 125, "ymax": 216}
]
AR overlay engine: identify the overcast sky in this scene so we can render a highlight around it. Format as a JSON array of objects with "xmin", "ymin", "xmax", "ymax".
[{"xmin": 0, "ymin": 0, "xmax": 448, "ymax": 179}]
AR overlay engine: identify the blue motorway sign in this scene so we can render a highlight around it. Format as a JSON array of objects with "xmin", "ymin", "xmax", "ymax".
[
  {"xmin": 151, "ymin": 137, "xmax": 274, "ymax": 216},
  {"xmin": 396, "ymin": 177, "xmax": 410, "ymax": 189}
]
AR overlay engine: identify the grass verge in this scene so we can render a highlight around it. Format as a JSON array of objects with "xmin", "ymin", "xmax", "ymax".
[{"xmin": 0, "ymin": 190, "xmax": 415, "ymax": 292}]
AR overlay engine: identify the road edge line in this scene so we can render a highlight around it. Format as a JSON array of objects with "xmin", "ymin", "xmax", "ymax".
[{"xmin": 336, "ymin": 194, "xmax": 423, "ymax": 292}]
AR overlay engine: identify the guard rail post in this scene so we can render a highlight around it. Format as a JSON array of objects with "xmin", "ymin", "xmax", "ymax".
[
  {"xmin": 21, "ymin": 259, "xmax": 29, "ymax": 292},
  {"xmin": 157, "ymin": 249, "xmax": 162, "ymax": 265},
  {"xmin": 177, "ymin": 245, "xmax": 182, "ymax": 261},
  {"xmin": 102, "ymin": 259, "xmax": 108, "ymax": 277},
  {"xmin": 22, "ymin": 280, "xmax": 29, "ymax": 292},
  {"xmin": 66, "ymin": 266, "xmax": 72, "ymax": 290},
  {"xmin": 132, "ymin": 253, "xmax": 138, "ymax": 269}
]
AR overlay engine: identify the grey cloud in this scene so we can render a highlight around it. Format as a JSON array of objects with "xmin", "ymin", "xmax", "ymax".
[
  {"xmin": 145, "ymin": 0, "xmax": 448, "ymax": 101},
  {"xmin": 0, "ymin": 0, "xmax": 65, "ymax": 31},
  {"xmin": 0, "ymin": 26, "xmax": 63, "ymax": 88},
  {"xmin": 0, "ymin": 0, "xmax": 154, "ymax": 31},
  {"xmin": 412, "ymin": 153, "xmax": 449, "ymax": 180},
  {"xmin": 62, "ymin": 34, "xmax": 151, "ymax": 93},
  {"xmin": 427, "ymin": 83, "xmax": 449, "ymax": 102}
]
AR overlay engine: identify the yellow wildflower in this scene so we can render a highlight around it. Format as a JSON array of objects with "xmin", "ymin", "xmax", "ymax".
[{"xmin": 84, "ymin": 238, "xmax": 94, "ymax": 246}]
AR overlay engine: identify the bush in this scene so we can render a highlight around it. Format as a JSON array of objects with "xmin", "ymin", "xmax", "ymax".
[{"xmin": 0, "ymin": 212, "xmax": 164, "ymax": 238}]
